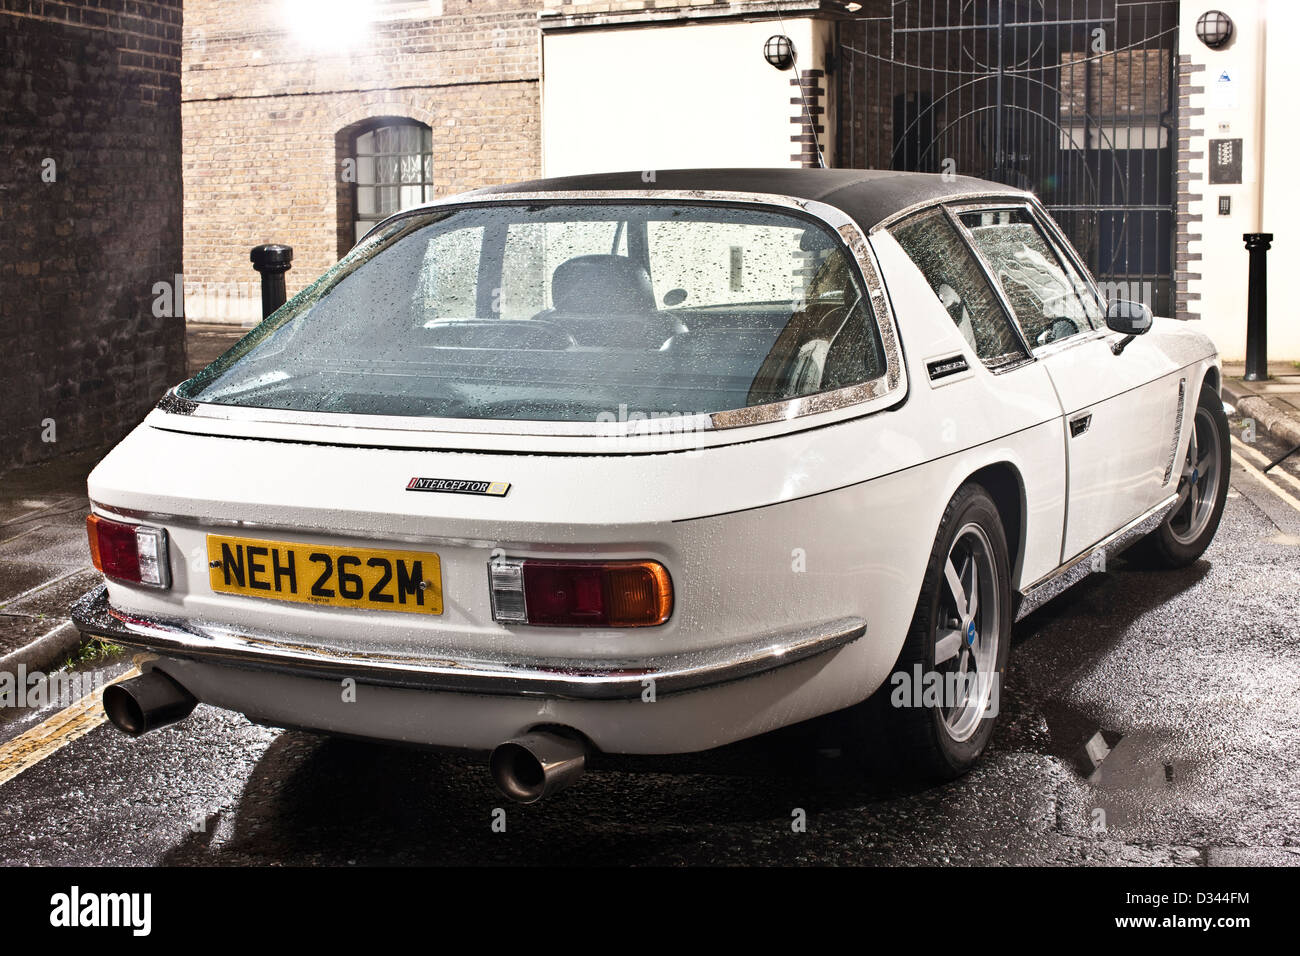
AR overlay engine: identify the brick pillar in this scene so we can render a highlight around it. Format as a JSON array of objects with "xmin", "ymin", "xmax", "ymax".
[
  {"xmin": 791, "ymin": 68, "xmax": 827, "ymax": 167},
  {"xmin": 1175, "ymin": 54, "xmax": 1206, "ymax": 322}
]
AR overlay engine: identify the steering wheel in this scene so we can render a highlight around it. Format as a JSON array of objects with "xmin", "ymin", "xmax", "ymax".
[{"xmin": 1037, "ymin": 318, "xmax": 1079, "ymax": 346}]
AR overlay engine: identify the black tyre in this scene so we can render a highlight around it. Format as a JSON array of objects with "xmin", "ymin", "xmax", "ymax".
[
  {"xmin": 881, "ymin": 483, "xmax": 1012, "ymax": 781},
  {"xmin": 1129, "ymin": 383, "xmax": 1230, "ymax": 568}
]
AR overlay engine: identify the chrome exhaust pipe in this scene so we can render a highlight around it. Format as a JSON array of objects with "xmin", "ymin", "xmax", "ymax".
[
  {"xmin": 102, "ymin": 670, "xmax": 197, "ymax": 737},
  {"xmin": 489, "ymin": 731, "xmax": 588, "ymax": 803}
]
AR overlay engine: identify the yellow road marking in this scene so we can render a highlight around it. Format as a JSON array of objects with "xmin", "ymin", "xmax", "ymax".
[
  {"xmin": 1231, "ymin": 444, "xmax": 1300, "ymax": 514},
  {"xmin": 1232, "ymin": 438, "xmax": 1300, "ymax": 501},
  {"xmin": 0, "ymin": 666, "xmax": 139, "ymax": 788}
]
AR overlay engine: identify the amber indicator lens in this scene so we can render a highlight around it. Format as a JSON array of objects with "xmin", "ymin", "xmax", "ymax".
[{"xmin": 494, "ymin": 558, "xmax": 673, "ymax": 627}]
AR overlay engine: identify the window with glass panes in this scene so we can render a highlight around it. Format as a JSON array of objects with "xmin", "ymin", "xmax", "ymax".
[{"xmin": 353, "ymin": 121, "xmax": 433, "ymax": 243}]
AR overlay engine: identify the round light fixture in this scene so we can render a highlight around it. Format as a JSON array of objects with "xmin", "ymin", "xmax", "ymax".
[
  {"xmin": 1196, "ymin": 10, "xmax": 1234, "ymax": 49},
  {"xmin": 764, "ymin": 35, "xmax": 796, "ymax": 71}
]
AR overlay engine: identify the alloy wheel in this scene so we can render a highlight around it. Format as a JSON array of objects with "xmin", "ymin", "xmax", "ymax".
[
  {"xmin": 932, "ymin": 523, "xmax": 1001, "ymax": 743},
  {"xmin": 1169, "ymin": 406, "xmax": 1222, "ymax": 546}
]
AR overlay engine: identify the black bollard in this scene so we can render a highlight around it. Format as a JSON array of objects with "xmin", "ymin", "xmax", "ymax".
[
  {"xmin": 1242, "ymin": 233, "xmax": 1272, "ymax": 382},
  {"xmin": 250, "ymin": 244, "xmax": 294, "ymax": 320}
]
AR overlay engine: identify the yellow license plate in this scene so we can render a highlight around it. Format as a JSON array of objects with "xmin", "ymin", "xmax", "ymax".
[{"xmin": 206, "ymin": 534, "xmax": 442, "ymax": 615}]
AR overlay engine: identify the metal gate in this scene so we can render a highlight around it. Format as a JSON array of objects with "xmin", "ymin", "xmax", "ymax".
[{"xmin": 840, "ymin": 0, "xmax": 1179, "ymax": 315}]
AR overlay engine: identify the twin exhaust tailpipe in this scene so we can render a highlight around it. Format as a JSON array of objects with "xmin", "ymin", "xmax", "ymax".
[
  {"xmin": 102, "ymin": 671, "xmax": 197, "ymax": 738},
  {"xmin": 104, "ymin": 673, "xmax": 587, "ymax": 803}
]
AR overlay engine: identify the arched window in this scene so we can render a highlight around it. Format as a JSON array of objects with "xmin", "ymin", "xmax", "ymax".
[{"xmin": 353, "ymin": 119, "xmax": 433, "ymax": 243}]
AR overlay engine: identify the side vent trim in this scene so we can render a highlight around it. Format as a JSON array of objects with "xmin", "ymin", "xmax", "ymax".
[{"xmin": 1164, "ymin": 378, "xmax": 1187, "ymax": 485}]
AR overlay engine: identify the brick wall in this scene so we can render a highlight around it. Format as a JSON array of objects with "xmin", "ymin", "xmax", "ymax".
[
  {"xmin": 182, "ymin": 1, "xmax": 543, "ymax": 320},
  {"xmin": 0, "ymin": 0, "xmax": 186, "ymax": 470}
]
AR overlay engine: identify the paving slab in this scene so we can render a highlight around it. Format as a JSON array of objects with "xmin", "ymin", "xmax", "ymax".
[
  {"xmin": 0, "ymin": 452, "xmax": 100, "ymax": 672},
  {"xmin": 1223, "ymin": 361, "xmax": 1300, "ymax": 451}
]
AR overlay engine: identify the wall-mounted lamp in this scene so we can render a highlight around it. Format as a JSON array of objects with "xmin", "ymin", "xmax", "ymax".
[
  {"xmin": 1195, "ymin": 10, "xmax": 1234, "ymax": 50},
  {"xmin": 764, "ymin": 35, "xmax": 796, "ymax": 71}
]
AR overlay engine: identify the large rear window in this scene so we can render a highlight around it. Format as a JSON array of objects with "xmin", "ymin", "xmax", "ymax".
[{"xmin": 179, "ymin": 202, "xmax": 887, "ymax": 423}]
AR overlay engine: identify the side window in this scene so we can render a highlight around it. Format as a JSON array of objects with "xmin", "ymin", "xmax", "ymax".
[
  {"xmin": 1043, "ymin": 221, "xmax": 1105, "ymax": 330},
  {"xmin": 891, "ymin": 210, "xmax": 1028, "ymax": 368},
  {"xmin": 957, "ymin": 208, "xmax": 1103, "ymax": 348}
]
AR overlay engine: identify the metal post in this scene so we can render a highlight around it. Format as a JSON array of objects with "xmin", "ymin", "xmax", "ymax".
[
  {"xmin": 250, "ymin": 244, "xmax": 293, "ymax": 320},
  {"xmin": 1242, "ymin": 233, "xmax": 1272, "ymax": 382},
  {"xmin": 993, "ymin": 0, "xmax": 1004, "ymax": 180}
]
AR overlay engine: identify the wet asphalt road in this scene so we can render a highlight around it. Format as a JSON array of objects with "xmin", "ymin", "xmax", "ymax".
[{"xmin": 0, "ymin": 435, "xmax": 1298, "ymax": 866}]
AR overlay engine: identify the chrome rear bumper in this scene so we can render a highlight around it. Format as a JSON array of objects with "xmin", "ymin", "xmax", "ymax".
[{"xmin": 72, "ymin": 585, "xmax": 865, "ymax": 701}]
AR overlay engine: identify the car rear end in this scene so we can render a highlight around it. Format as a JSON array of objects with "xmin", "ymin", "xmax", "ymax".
[{"xmin": 72, "ymin": 188, "xmax": 916, "ymax": 799}]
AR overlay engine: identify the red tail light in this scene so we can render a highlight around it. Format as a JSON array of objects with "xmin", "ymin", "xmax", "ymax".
[
  {"xmin": 489, "ymin": 558, "xmax": 672, "ymax": 627},
  {"xmin": 86, "ymin": 514, "xmax": 171, "ymax": 589}
]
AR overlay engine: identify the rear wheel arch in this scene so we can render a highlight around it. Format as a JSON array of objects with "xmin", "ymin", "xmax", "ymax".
[
  {"xmin": 898, "ymin": 460, "xmax": 1027, "ymax": 654},
  {"xmin": 966, "ymin": 462, "xmax": 1026, "ymax": 585},
  {"xmin": 867, "ymin": 479, "xmax": 1014, "ymax": 780}
]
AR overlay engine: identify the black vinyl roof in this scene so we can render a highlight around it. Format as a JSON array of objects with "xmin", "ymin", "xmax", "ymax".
[{"xmin": 464, "ymin": 168, "xmax": 1027, "ymax": 230}]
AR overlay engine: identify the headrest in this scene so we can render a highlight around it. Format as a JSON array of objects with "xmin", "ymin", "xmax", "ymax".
[{"xmin": 551, "ymin": 255, "xmax": 656, "ymax": 314}]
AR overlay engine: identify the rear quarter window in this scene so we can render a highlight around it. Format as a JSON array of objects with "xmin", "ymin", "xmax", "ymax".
[{"xmin": 891, "ymin": 210, "xmax": 1028, "ymax": 369}]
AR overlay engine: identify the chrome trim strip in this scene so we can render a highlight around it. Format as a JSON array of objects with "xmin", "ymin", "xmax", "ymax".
[
  {"xmin": 1164, "ymin": 378, "xmax": 1187, "ymax": 485},
  {"xmin": 88, "ymin": 500, "xmax": 501, "ymax": 549},
  {"xmin": 867, "ymin": 190, "xmax": 1035, "ymax": 235},
  {"xmin": 168, "ymin": 190, "xmax": 908, "ymax": 438},
  {"xmin": 156, "ymin": 391, "xmax": 198, "ymax": 416},
  {"xmin": 1015, "ymin": 494, "xmax": 1178, "ymax": 621},
  {"xmin": 403, "ymin": 187, "xmax": 818, "ymax": 220},
  {"xmin": 1030, "ymin": 327, "xmax": 1110, "ymax": 359},
  {"xmin": 71, "ymin": 585, "xmax": 866, "ymax": 701}
]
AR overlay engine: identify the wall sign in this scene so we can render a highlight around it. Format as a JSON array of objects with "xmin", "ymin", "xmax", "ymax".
[{"xmin": 1211, "ymin": 69, "xmax": 1239, "ymax": 110}]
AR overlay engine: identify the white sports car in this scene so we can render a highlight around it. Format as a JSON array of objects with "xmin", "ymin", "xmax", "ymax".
[{"xmin": 74, "ymin": 169, "xmax": 1229, "ymax": 802}]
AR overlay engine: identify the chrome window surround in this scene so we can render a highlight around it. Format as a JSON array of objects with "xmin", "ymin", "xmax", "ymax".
[
  {"xmin": 162, "ymin": 190, "xmax": 908, "ymax": 439},
  {"xmin": 944, "ymin": 200, "xmax": 1112, "ymax": 358},
  {"xmin": 867, "ymin": 190, "xmax": 1036, "ymax": 237},
  {"xmin": 880, "ymin": 193, "xmax": 1117, "ymax": 368},
  {"xmin": 884, "ymin": 203, "xmax": 1036, "ymax": 368}
]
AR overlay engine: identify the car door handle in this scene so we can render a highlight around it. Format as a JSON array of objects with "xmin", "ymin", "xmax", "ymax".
[{"xmin": 1069, "ymin": 413, "xmax": 1092, "ymax": 438}]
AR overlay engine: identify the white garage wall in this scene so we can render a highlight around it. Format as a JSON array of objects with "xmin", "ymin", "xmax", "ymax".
[
  {"xmin": 1259, "ymin": 0, "xmax": 1300, "ymax": 362},
  {"xmin": 1182, "ymin": 0, "xmax": 1300, "ymax": 361},
  {"xmin": 541, "ymin": 19, "xmax": 830, "ymax": 177}
]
